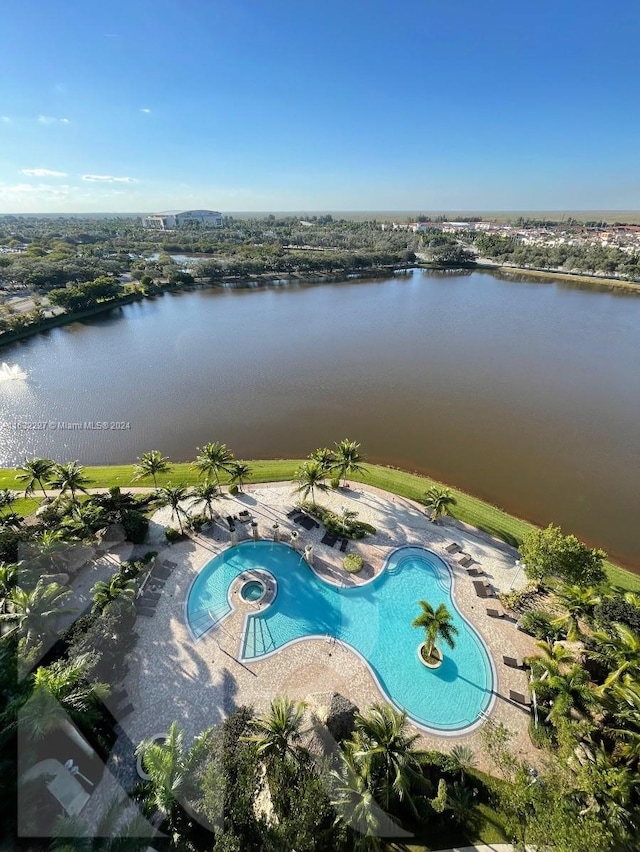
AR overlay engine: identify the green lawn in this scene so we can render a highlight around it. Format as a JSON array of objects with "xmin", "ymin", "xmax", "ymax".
[{"xmin": 2, "ymin": 459, "xmax": 639, "ymax": 591}]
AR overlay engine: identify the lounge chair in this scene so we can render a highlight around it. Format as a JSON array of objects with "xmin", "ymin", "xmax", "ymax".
[
  {"xmin": 339, "ymin": 538, "xmax": 348, "ymax": 552},
  {"xmin": 321, "ymin": 532, "xmax": 337, "ymax": 546},
  {"xmin": 151, "ymin": 565, "xmax": 171, "ymax": 580},
  {"xmin": 509, "ymin": 690, "xmax": 532, "ymax": 706},
  {"xmin": 286, "ymin": 508, "xmax": 300, "ymax": 518},
  {"xmin": 445, "ymin": 542, "xmax": 462, "ymax": 553},
  {"xmin": 458, "ymin": 555, "xmax": 474, "ymax": 567},
  {"xmin": 473, "ymin": 580, "xmax": 489, "ymax": 598},
  {"xmin": 162, "ymin": 560, "xmax": 177, "ymax": 570},
  {"xmin": 467, "ymin": 567, "xmax": 483, "ymax": 577},
  {"xmin": 486, "ymin": 607, "xmax": 504, "ymax": 618},
  {"xmin": 503, "ymin": 655, "xmax": 524, "ymax": 669}
]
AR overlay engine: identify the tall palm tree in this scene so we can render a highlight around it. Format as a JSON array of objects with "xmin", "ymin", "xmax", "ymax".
[
  {"xmin": 294, "ymin": 460, "xmax": 328, "ymax": 505},
  {"xmin": 15, "ymin": 457, "xmax": 55, "ymax": 497},
  {"xmin": 332, "ymin": 439, "xmax": 367, "ymax": 487},
  {"xmin": 601, "ymin": 679, "xmax": 640, "ymax": 768},
  {"xmin": 530, "ymin": 664, "xmax": 597, "ymax": 725},
  {"xmin": 133, "ymin": 450, "xmax": 172, "ymax": 488},
  {"xmin": 553, "ymin": 584, "xmax": 601, "ymax": 641},
  {"xmin": 229, "ymin": 461, "xmax": 252, "ymax": 492},
  {"xmin": 3, "ymin": 652, "xmax": 109, "ymax": 742},
  {"xmin": 243, "ymin": 697, "xmax": 308, "ymax": 769},
  {"xmin": 48, "ymin": 461, "xmax": 92, "ymax": 504},
  {"xmin": 310, "ymin": 446, "xmax": 337, "ymax": 475},
  {"xmin": 135, "ymin": 721, "xmax": 213, "ymax": 835},
  {"xmin": 51, "ymin": 797, "xmax": 154, "ymax": 851},
  {"xmin": 352, "ymin": 703, "xmax": 424, "ymax": 815},
  {"xmin": 153, "ymin": 485, "xmax": 189, "ymax": 534},
  {"xmin": 189, "ymin": 481, "xmax": 219, "ymax": 520},
  {"xmin": 91, "ymin": 574, "xmax": 137, "ymax": 615},
  {"xmin": 412, "ymin": 600, "xmax": 459, "ymax": 661},
  {"xmin": 423, "ymin": 487, "xmax": 456, "ymax": 524},
  {"xmin": 1, "ymin": 579, "xmax": 74, "ymax": 647},
  {"xmin": 330, "ymin": 748, "xmax": 398, "ymax": 851},
  {"xmin": 589, "ymin": 623, "xmax": 640, "ymax": 689},
  {"xmin": 192, "ymin": 442, "xmax": 235, "ymax": 486}
]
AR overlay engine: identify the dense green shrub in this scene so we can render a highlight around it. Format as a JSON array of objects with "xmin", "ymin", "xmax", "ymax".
[
  {"xmin": 330, "ymin": 476, "xmax": 340, "ymax": 489},
  {"xmin": 594, "ymin": 597, "xmax": 640, "ymax": 632},
  {"xmin": 529, "ymin": 718, "xmax": 554, "ymax": 750},
  {"xmin": 343, "ymin": 553, "xmax": 363, "ymax": 573},
  {"xmin": 228, "ymin": 483, "xmax": 239, "ymax": 496},
  {"xmin": 165, "ymin": 527, "xmax": 182, "ymax": 543},
  {"xmin": 121, "ymin": 509, "xmax": 149, "ymax": 544}
]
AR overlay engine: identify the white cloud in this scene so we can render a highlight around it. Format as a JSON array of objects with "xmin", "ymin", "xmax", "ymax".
[
  {"xmin": 38, "ymin": 115, "xmax": 70, "ymax": 125},
  {"xmin": 140, "ymin": 108, "xmax": 151, "ymax": 114},
  {"xmin": 21, "ymin": 168, "xmax": 68, "ymax": 178},
  {"xmin": 82, "ymin": 174, "xmax": 137, "ymax": 183},
  {"xmin": 1, "ymin": 116, "xmax": 10, "ymax": 124},
  {"xmin": 0, "ymin": 182, "xmax": 74, "ymax": 200}
]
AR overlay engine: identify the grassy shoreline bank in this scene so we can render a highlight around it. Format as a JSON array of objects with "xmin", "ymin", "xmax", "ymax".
[
  {"xmin": 496, "ymin": 264, "xmax": 640, "ymax": 293},
  {"xmin": 2, "ymin": 459, "xmax": 638, "ymax": 591}
]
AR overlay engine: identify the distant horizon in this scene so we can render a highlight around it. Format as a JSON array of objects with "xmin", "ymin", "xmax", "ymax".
[{"xmin": 2, "ymin": 208, "xmax": 640, "ymax": 222}]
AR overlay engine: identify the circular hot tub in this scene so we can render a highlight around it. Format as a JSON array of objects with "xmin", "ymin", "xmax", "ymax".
[{"xmin": 240, "ymin": 579, "xmax": 266, "ymax": 603}]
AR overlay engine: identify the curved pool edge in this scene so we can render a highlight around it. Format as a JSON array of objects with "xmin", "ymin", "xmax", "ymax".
[{"xmin": 238, "ymin": 543, "xmax": 498, "ymax": 737}]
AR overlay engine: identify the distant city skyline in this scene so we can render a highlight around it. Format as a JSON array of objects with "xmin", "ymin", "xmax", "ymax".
[{"xmin": 1, "ymin": 0, "xmax": 639, "ymax": 213}]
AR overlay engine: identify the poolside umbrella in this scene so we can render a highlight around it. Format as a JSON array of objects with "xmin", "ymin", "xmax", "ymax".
[
  {"xmin": 290, "ymin": 530, "xmax": 299, "ymax": 551},
  {"xmin": 251, "ymin": 521, "xmax": 259, "ymax": 540},
  {"xmin": 304, "ymin": 544, "xmax": 314, "ymax": 566},
  {"xmin": 272, "ymin": 522, "xmax": 280, "ymax": 542}
]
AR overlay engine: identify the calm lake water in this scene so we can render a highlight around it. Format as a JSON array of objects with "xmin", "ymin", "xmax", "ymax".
[{"xmin": 1, "ymin": 270, "xmax": 639, "ymax": 571}]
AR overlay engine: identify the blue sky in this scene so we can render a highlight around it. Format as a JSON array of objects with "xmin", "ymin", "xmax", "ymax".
[{"xmin": 1, "ymin": 0, "xmax": 639, "ymax": 213}]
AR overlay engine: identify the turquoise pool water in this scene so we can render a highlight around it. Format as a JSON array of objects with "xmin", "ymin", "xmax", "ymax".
[
  {"xmin": 241, "ymin": 580, "xmax": 265, "ymax": 602},
  {"xmin": 186, "ymin": 541, "xmax": 494, "ymax": 732}
]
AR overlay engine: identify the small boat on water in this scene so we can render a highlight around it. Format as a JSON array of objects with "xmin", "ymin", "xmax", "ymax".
[{"xmin": 0, "ymin": 362, "xmax": 27, "ymax": 381}]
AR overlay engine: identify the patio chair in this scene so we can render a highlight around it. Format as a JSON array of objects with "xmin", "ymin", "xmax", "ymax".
[
  {"xmin": 339, "ymin": 538, "xmax": 348, "ymax": 552},
  {"xmin": 445, "ymin": 542, "xmax": 462, "ymax": 553},
  {"xmin": 509, "ymin": 690, "xmax": 532, "ymax": 706},
  {"xmin": 473, "ymin": 580, "xmax": 489, "ymax": 598},
  {"xmin": 486, "ymin": 607, "xmax": 504, "ymax": 618},
  {"xmin": 457, "ymin": 554, "xmax": 474, "ymax": 567}
]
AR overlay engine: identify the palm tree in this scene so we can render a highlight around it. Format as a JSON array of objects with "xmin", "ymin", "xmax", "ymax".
[
  {"xmin": 352, "ymin": 703, "xmax": 424, "ymax": 815},
  {"xmin": 135, "ymin": 721, "xmax": 213, "ymax": 835},
  {"xmin": 192, "ymin": 442, "xmax": 235, "ymax": 486},
  {"xmin": 91, "ymin": 574, "xmax": 137, "ymax": 615},
  {"xmin": 588, "ymin": 623, "xmax": 640, "ymax": 689},
  {"xmin": 189, "ymin": 481, "xmax": 219, "ymax": 520},
  {"xmin": 310, "ymin": 446, "xmax": 337, "ymax": 474},
  {"xmin": 243, "ymin": 697, "xmax": 308, "ymax": 769},
  {"xmin": 332, "ymin": 439, "xmax": 367, "ymax": 487},
  {"xmin": 294, "ymin": 460, "xmax": 328, "ymax": 505},
  {"xmin": 601, "ymin": 679, "xmax": 640, "ymax": 768},
  {"xmin": 553, "ymin": 584, "xmax": 601, "ymax": 641},
  {"xmin": 0, "ymin": 489, "xmax": 16, "ymax": 514},
  {"xmin": 153, "ymin": 485, "xmax": 189, "ymax": 534},
  {"xmin": 1, "ymin": 579, "xmax": 74, "ymax": 646},
  {"xmin": 133, "ymin": 450, "xmax": 172, "ymax": 488},
  {"xmin": 330, "ymin": 748, "xmax": 398, "ymax": 851},
  {"xmin": 229, "ymin": 460, "xmax": 252, "ymax": 492},
  {"xmin": 530, "ymin": 663, "xmax": 597, "ymax": 725},
  {"xmin": 48, "ymin": 461, "xmax": 92, "ymax": 504},
  {"xmin": 525, "ymin": 639, "xmax": 576, "ymax": 679},
  {"xmin": 448, "ymin": 744, "xmax": 476, "ymax": 784},
  {"xmin": 3, "ymin": 652, "xmax": 109, "ymax": 742},
  {"xmin": 51, "ymin": 797, "xmax": 154, "ymax": 851},
  {"xmin": 0, "ymin": 561, "xmax": 17, "ymax": 604},
  {"xmin": 412, "ymin": 600, "xmax": 459, "ymax": 661},
  {"xmin": 15, "ymin": 457, "xmax": 55, "ymax": 497},
  {"xmin": 423, "ymin": 487, "xmax": 456, "ymax": 524}
]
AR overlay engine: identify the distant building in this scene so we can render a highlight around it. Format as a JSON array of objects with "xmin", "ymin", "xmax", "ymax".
[{"xmin": 142, "ymin": 209, "xmax": 223, "ymax": 230}]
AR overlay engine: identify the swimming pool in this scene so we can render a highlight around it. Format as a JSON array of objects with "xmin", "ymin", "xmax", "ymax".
[{"xmin": 186, "ymin": 541, "xmax": 495, "ymax": 733}]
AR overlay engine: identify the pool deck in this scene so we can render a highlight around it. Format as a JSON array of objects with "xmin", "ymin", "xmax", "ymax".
[{"xmin": 88, "ymin": 480, "xmax": 540, "ymax": 819}]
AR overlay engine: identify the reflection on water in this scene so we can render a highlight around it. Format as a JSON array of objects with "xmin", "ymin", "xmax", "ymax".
[{"xmin": 0, "ymin": 270, "xmax": 639, "ymax": 571}]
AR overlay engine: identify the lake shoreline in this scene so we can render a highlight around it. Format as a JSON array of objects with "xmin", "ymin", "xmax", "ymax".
[{"xmin": 2, "ymin": 459, "xmax": 638, "ymax": 588}]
